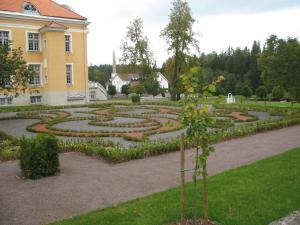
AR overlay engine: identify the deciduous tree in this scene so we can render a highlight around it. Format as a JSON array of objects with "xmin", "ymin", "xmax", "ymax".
[{"xmin": 161, "ymin": 0, "xmax": 199, "ymax": 100}]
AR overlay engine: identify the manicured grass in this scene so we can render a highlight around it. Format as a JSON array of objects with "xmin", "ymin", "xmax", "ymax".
[{"xmin": 49, "ymin": 147, "xmax": 300, "ymax": 225}]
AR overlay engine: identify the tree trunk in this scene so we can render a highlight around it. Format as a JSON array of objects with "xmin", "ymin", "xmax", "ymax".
[{"xmin": 202, "ymin": 162, "xmax": 209, "ymax": 225}]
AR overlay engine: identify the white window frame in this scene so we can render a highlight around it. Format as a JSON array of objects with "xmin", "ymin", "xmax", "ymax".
[
  {"xmin": 0, "ymin": 29, "xmax": 12, "ymax": 46},
  {"xmin": 64, "ymin": 34, "xmax": 72, "ymax": 53},
  {"xmin": 90, "ymin": 90, "xmax": 96, "ymax": 99},
  {"xmin": 30, "ymin": 96, "xmax": 42, "ymax": 104},
  {"xmin": 66, "ymin": 63, "xmax": 74, "ymax": 85},
  {"xmin": 0, "ymin": 98, "xmax": 5, "ymax": 105},
  {"xmin": 27, "ymin": 63, "xmax": 43, "ymax": 86},
  {"xmin": 26, "ymin": 31, "xmax": 41, "ymax": 52},
  {"xmin": 23, "ymin": 3, "xmax": 40, "ymax": 15}
]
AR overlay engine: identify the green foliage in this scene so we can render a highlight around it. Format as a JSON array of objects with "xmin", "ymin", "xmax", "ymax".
[
  {"xmin": 241, "ymin": 85, "xmax": 252, "ymax": 98},
  {"xmin": 120, "ymin": 18, "xmax": 154, "ymax": 76},
  {"xmin": 143, "ymin": 73, "xmax": 161, "ymax": 96},
  {"xmin": 20, "ymin": 134, "xmax": 60, "ymax": 179},
  {"xmin": 160, "ymin": 0, "xmax": 199, "ymax": 100},
  {"xmin": 88, "ymin": 64, "xmax": 112, "ymax": 86},
  {"xmin": 255, "ymin": 85, "xmax": 267, "ymax": 99},
  {"xmin": 121, "ymin": 84, "xmax": 130, "ymax": 96},
  {"xmin": 129, "ymin": 83, "xmax": 145, "ymax": 95},
  {"xmin": 272, "ymin": 86, "xmax": 285, "ymax": 101},
  {"xmin": 259, "ymin": 35, "xmax": 300, "ymax": 101},
  {"xmin": 0, "ymin": 42, "xmax": 33, "ymax": 94},
  {"xmin": 107, "ymin": 85, "xmax": 116, "ymax": 96},
  {"xmin": 131, "ymin": 94, "xmax": 141, "ymax": 103}
]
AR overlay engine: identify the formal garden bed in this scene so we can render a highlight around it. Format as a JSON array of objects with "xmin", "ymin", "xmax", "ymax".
[{"xmin": 1, "ymin": 101, "xmax": 300, "ymax": 162}]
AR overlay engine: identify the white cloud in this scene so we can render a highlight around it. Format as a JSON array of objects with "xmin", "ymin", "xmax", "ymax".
[
  {"xmin": 56, "ymin": 0, "xmax": 300, "ymax": 66},
  {"xmin": 196, "ymin": 8, "xmax": 300, "ymax": 54}
]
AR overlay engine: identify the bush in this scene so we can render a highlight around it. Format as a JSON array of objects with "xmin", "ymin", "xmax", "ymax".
[
  {"xmin": 272, "ymin": 86, "xmax": 285, "ymax": 101},
  {"xmin": 107, "ymin": 84, "xmax": 116, "ymax": 96},
  {"xmin": 241, "ymin": 85, "xmax": 253, "ymax": 98},
  {"xmin": 255, "ymin": 85, "xmax": 268, "ymax": 99},
  {"xmin": 20, "ymin": 134, "xmax": 60, "ymax": 179},
  {"xmin": 131, "ymin": 94, "xmax": 141, "ymax": 103}
]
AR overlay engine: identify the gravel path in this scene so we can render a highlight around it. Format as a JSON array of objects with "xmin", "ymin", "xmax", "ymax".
[
  {"xmin": 1, "ymin": 125, "xmax": 300, "ymax": 225},
  {"xmin": 0, "ymin": 119, "xmax": 39, "ymax": 137}
]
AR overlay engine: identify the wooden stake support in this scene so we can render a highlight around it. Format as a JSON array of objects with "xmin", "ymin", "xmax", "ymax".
[{"xmin": 180, "ymin": 133, "xmax": 186, "ymax": 225}]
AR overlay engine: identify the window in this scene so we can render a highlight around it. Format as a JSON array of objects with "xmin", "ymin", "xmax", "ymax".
[
  {"xmin": 0, "ymin": 30, "xmax": 9, "ymax": 46},
  {"xmin": 65, "ymin": 35, "xmax": 71, "ymax": 53},
  {"xmin": 23, "ymin": 3, "xmax": 39, "ymax": 15},
  {"xmin": 30, "ymin": 96, "xmax": 42, "ymax": 104},
  {"xmin": 6, "ymin": 98, "xmax": 12, "ymax": 105},
  {"xmin": 90, "ymin": 91, "xmax": 96, "ymax": 99},
  {"xmin": 66, "ymin": 64, "xmax": 73, "ymax": 85},
  {"xmin": 0, "ymin": 75, "xmax": 11, "ymax": 87},
  {"xmin": 27, "ymin": 32, "xmax": 40, "ymax": 51},
  {"xmin": 0, "ymin": 98, "xmax": 5, "ymax": 105},
  {"xmin": 29, "ymin": 64, "xmax": 41, "ymax": 85}
]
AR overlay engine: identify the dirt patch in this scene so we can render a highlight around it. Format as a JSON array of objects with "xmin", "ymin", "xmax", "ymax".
[
  {"xmin": 125, "ymin": 132, "xmax": 144, "ymax": 140},
  {"xmin": 32, "ymin": 123, "xmax": 49, "ymax": 132},
  {"xmin": 229, "ymin": 112, "xmax": 252, "ymax": 122}
]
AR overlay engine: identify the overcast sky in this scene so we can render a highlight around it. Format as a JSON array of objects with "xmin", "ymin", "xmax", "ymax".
[{"xmin": 56, "ymin": 0, "xmax": 300, "ymax": 66}]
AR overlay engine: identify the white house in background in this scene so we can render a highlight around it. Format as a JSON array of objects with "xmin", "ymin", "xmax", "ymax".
[
  {"xmin": 108, "ymin": 51, "xmax": 169, "ymax": 93},
  {"xmin": 110, "ymin": 73, "xmax": 139, "ymax": 93},
  {"xmin": 88, "ymin": 81, "xmax": 108, "ymax": 101},
  {"xmin": 157, "ymin": 72, "xmax": 169, "ymax": 89}
]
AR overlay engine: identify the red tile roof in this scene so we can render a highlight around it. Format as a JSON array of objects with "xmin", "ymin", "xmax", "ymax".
[{"xmin": 0, "ymin": 0, "xmax": 86, "ymax": 20}]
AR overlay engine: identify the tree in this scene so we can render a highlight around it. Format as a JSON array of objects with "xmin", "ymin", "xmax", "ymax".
[
  {"xmin": 247, "ymin": 41, "xmax": 261, "ymax": 91},
  {"xmin": 272, "ymin": 86, "xmax": 284, "ymax": 101},
  {"xmin": 161, "ymin": 0, "xmax": 199, "ymax": 100},
  {"xmin": 0, "ymin": 43, "xmax": 33, "ymax": 96},
  {"xmin": 107, "ymin": 84, "xmax": 116, "ymax": 97},
  {"xmin": 129, "ymin": 83, "xmax": 145, "ymax": 95},
  {"xmin": 181, "ymin": 67, "xmax": 224, "ymax": 225},
  {"xmin": 120, "ymin": 18, "xmax": 154, "ymax": 76},
  {"xmin": 144, "ymin": 74, "xmax": 161, "ymax": 96},
  {"xmin": 241, "ymin": 85, "xmax": 252, "ymax": 99},
  {"xmin": 259, "ymin": 35, "xmax": 300, "ymax": 102},
  {"xmin": 255, "ymin": 85, "xmax": 267, "ymax": 100},
  {"xmin": 121, "ymin": 84, "xmax": 130, "ymax": 96}
]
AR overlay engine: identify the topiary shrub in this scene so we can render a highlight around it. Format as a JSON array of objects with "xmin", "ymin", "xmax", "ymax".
[
  {"xmin": 272, "ymin": 86, "xmax": 285, "ymax": 101},
  {"xmin": 20, "ymin": 134, "xmax": 60, "ymax": 179},
  {"xmin": 241, "ymin": 85, "xmax": 253, "ymax": 98},
  {"xmin": 255, "ymin": 85, "xmax": 268, "ymax": 100},
  {"xmin": 131, "ymin": 94, "xmax": 141, "ymax": 103}
]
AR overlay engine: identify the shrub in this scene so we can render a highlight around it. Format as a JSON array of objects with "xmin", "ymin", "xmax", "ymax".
[
  {"xmin": 241, "ymin": 85, "xmax": 252, "ymax": 98},
  {"xmin": 107, "ymin": 84, "xmax": 116, "ymax": 96},
  {"xmin": 255, "ymin": 85, "xmax": 268, "ymax": 99},
  {"xmin": 272, "ymin": 86, "xmax": 285, "ymax": 101},
  {"xmin": 20, "ymin": 134, "xmax": 60, "ymax": 179},
  {"xmin": 131, "ymin": 94, "xmax": 141, "ymax": 103}
]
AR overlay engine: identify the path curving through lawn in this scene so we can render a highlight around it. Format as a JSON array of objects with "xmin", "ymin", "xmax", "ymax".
[{"xmin": 1, "ymin": 125, "xmax": 300, "ymax": 225}]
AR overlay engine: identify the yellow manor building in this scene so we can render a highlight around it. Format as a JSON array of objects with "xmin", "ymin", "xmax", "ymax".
[{"xmin": 0, "ymin": 0, "xmax": 90, "ymax": 105}]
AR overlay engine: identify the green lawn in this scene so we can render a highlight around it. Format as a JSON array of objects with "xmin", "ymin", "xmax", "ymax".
[{"xmin": 49, "ymin": 147, "xmax": 300, "ymax": 225}]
